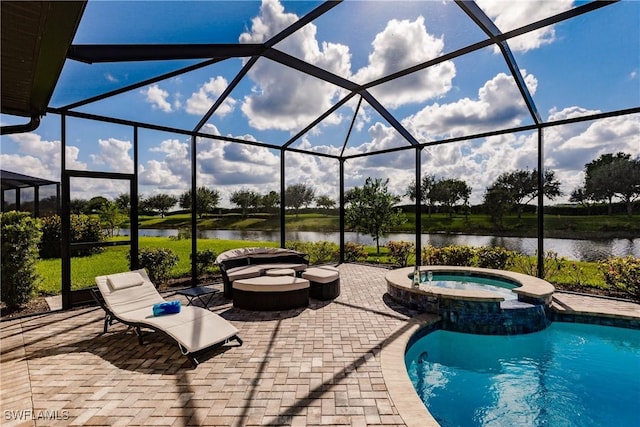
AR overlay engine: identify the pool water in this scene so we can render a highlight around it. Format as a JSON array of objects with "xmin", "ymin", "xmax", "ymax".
[
  {"xmin": 406, "ymin": 322, "xmax": 640, "ymax": 427},
  {"xmin": 418, "ymin": 273, "xmax": 519, "ymax": 301}
]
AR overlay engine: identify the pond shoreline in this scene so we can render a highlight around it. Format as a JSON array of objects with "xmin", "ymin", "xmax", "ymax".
[{"xmin": 137, "ymin": 223, "xmax": 638, "ymax": 241}]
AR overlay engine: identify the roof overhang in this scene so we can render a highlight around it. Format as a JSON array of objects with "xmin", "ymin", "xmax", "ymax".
[
  {"xmin": 1, "ymin": 1, "xmax": 86, "ymax": 118},
  {"xmin": 1, "ymin": 169, "xmax": 58, "ymax": 191}
]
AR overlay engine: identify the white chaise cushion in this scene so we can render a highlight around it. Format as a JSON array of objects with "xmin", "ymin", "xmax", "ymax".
[{"xmin": 95, "ymin": 269, "xmax": 241, "ymax": 356}]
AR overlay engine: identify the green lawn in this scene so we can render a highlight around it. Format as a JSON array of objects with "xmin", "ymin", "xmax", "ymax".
[
  {"xmin": 34, "ymin": 236, "xmax": 610, "ymax": 295},
  {"xmin": 35, "ymin": 237, "xmax": 277, "ymax": 295}
]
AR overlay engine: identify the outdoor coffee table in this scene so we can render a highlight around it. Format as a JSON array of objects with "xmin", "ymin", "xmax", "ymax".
[{"xmin": 176, "ymin": 285, "xmax": 218, "ymax": 307}]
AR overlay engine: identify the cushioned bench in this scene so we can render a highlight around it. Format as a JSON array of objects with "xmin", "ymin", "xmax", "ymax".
[
  {"xmin": 216, "ymin": 247, "xmax": 309, "ymax": 298},
  {"xmin": 302, "ymin": 266, "xmax": 340, "ymax": 300},
  {"xmin": 232, "ymin": 276, "xmax": 310, "ymax": 311}
]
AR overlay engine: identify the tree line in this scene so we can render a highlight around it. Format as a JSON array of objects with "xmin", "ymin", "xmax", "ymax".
[
  {"xmin": 67, "ymin": 151, "xmax": 638, "ymax": 231},
  {"xmin": 67, "ymin": 184, "xmax": 338, "ymax": 232}
]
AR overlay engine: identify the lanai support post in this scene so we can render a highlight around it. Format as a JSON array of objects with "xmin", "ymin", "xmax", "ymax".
[
  {"xmin": 339, "ymin": 159, "xmax": 345, "ymax": 264},
  {"xmin": 34, "ymin": 186, "xmax": 40, "ymax": 217},
  {"xmin": 191, "ymin": 135, "xmax": 198, "ymax": 284},
  {"xmin": 131, "ymin": 126, "xmax": 139, "ymax": 271},
  {"xmin": 415, "ymin": 147, "xmax": 423, "ymax": 267},
  {"xmin": 280, "ymin": 150, "xmax": 286, "ymax": 248},
  {"xmin": 55, "ymin": 183, "xmax": 61, "ymax": 215},
  {"xmin": 61, "ymin": 114, "xmax": 71, "ymax": 310},
  {"xmin": 14, "ymin": 188, "xmax": 21, "ymax": 211},
  {"xmin": 537, "ymin": 129, "xmax": 545, "ymax": 278}
]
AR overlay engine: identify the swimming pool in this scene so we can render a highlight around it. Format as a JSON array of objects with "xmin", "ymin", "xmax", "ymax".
[{"xmin": 405, "ymin": 322, "xmax": 640, "ymax": 427}]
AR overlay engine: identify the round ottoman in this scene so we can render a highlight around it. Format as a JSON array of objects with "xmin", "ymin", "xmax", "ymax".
[{"xmin": 232, "ymin": 276, "xmax": 309, "ymax": 310}]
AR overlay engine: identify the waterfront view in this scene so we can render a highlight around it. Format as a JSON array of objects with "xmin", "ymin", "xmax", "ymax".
[{"xmin": 129, "ymin": 228, "xmax": 640, "ymax": 262}]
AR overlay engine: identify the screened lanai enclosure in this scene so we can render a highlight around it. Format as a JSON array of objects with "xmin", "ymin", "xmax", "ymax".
[{"xmin": 1, "ymin": 0, "xmax": 638, "ymax": 309}]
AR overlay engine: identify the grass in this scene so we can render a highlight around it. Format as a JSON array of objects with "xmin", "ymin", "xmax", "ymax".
[
  {"xmin": 543, "ymin": 260, "xmax": 606, "ymax": 289},
  {"xmin": 35, "ymin": 237, "xmax": 277, "ymax": 295},
  {"xmin": 34, "ymin": 236, "xmax": 612, "ymax": 296}
]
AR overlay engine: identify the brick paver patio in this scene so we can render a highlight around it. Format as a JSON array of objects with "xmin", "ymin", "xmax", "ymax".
[
  {"xmin": 1, "ymin": 264, "xmax": 638, "ymax": 426},
  {"xmin": 1, "ymin": 264, "xmax": 422, "ymax": 426}
]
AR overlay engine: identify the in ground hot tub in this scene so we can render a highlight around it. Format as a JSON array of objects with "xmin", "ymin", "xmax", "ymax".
[{"xmin": 386, "ymin": 266, "xmax": 555, "ymax": 334}]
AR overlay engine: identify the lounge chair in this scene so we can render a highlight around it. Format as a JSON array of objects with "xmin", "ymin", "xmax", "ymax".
[{"xmin": 94, "ymin": 269, "xmax": 242, "ymax": 367}]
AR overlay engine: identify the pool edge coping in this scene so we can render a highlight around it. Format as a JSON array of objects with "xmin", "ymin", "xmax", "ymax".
[
  {"xmin": 382, "ymin": 303, "xmax": 640, "ymax": 427},
  {"xmin": 381, "ymin": 313, "xmax": 441, "ymax": 427},
  {"xmin": 385, "ymin": 266, "xmax": 555, "ymax": 302}
]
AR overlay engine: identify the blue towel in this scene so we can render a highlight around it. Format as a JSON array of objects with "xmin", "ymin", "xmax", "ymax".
[{"xmin": 152, "ymin": 300, "xmax": 181, "ymax": 316}]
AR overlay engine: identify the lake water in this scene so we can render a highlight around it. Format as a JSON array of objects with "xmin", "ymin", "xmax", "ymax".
[{"xmin": 121, "ymin": 228, "xmax": 639, "ymax": 262}]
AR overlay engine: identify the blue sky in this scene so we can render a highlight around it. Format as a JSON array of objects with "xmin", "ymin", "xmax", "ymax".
[{"xmin": 1, "ymin": 0, "xmax": 638, "ymax": 207}]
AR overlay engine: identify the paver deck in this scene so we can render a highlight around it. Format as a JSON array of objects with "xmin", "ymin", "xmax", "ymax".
[
  {"xmin": 1, "ymin": 264, "xmax": 638, "ymax": 426},
  {"xmin": 552, "ymin": 292, "xmax": 640, "ymax": 320}
]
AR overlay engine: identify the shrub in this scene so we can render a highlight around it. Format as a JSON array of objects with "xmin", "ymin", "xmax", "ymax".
[
  {"xmin": 422, "ymin": 245, "xmax": 445, "ymax": 265},
  {"xmin": 1, "ymin": 211, "xmax": 42, "ymax": 308},
  {"xmin": 308, "ymin": 241, "xmax": 339, "ymax": 264},
  {"xmin": 444, "ymin": 245, "xmax": 476, "ymax": 266},
  {"xmin": 39, "ymin": 215, "xmax": 61, "ymax": 258},
  {"xmin": 422, "ymin": 245, "xmax": 475, "ymax": 266},
  {"xmin": 128, "ymin": 248, "xmax": 178, "ymax": 287},
  {"xmin": 475, "ymin": 246, "xmax": 515, "ymax": 270},
  {"xmin": 285, "ymin": 240, "xmax": 339, "ymax": 264},
  {"xmin": 386, "ymin": 240, "xmax": 415, "ymax": 267},
  {"xmin": 600, "ymin": 256, "xmax": 640, "ymax": 301},
  {"xmin": 191, "ymin": 249, "xmax": 217, "ymax": 276},
  {"xmin": 344, "ymin": 241, "xmax": 368, "ymax": 262},
  {"xmin": 567, "ymin": 261, "xmax": 589, "ymax": 287},
  {"xmin": 285, "ymin": 240, "xmax": 308, "ymax": 253},
  {"xmin": 169, "ymin": 227, "xmax": 191, "ymax": 241},
  {"xmin": 39, "ymin": 214, "xmax": 104, "ymax": 258},
  {"xmin": 512, "ymin": 250, "xmax": 565, "ymax": 281}
]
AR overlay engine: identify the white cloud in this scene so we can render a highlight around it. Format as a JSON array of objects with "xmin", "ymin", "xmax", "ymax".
[
  {"xmin": 89, "ymin": 138, "xmax": 134, "ymax": 173},
  {"xmin": 548, "ymin": 106, "xmax": 600, "ymax": 122},
  {"xmin": 284, "ymin": 151, "xmax": 340, "ymax": 200},
  {"xmin": 139, "ymin": 138, "xmax": 191, "ymax": 190},
  {"xmin": 354, "ymin": 16, "xmax": 456, "ymax": 107},
  {"xmin": 2, "ymin": 133, "xmax": 86, "ymax": 178},
  {"xmin": 239, "ymin": 0, "xmax": 295, "ymax": 44},
  {"xmin": 545, "ymin": 110, "xmax": 640, "ymax": 171},
  {"xmin": 139, "ymin": 160, "xmax": 185, "ymax": 190},
  {"xmin": 0, "ymin": 133, "xmax": 134, "ymax": 200},
  {"xmin": 149, "ymin": 138, "xmax": 189, "ymax": 158},
  {"xmin": 141, "ymin": 84, "xmax": 173, "ymax": 113},
  {"xmin": 238, "ymin": 3, "xmax": 459, "ymax": 130},
  {"xmin": 3, "ymin": 113, "xmax": 637, "ymax": 207},
  {"xmin": 476, "ymin": 0, "xmax": 573, "ymax": 52},
  {"xmin": 105, "ymin": 73, "xmax": 118, "ymax": 83},
  {"xmin": 173, "ymin": 92, "xmax": 183, "ymax": 111},
  {"xmin": 238, "ymin": 0, "xmax": 349, "ymax": 131},
  {"xmin": 185, "ymin": 76, "xmax": 237, "ymax": 116},
  {"xmin": 403, "ymin": 71, "xmax": 537, "ymax": 141}
]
